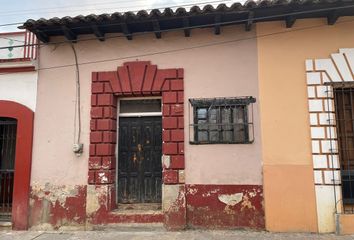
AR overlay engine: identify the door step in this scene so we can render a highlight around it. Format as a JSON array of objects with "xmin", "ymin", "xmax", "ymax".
[
  {"xmin": 92, "ymin": 222, "xmax": 165, "ymax": 231},
  {"xmin": 0, "ymin": 221, "xmax": 12, "ymax": 230},
  {"xmin": 90, "ymin": 209, "xmax": 164, "ymax": 228}
]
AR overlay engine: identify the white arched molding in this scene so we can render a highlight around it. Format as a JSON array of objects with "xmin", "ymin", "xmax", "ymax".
[{"xmin": 306, "ymin": 48, "xmax": 354, "ymax": 233}]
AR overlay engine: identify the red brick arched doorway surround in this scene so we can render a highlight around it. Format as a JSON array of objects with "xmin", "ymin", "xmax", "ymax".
[
  {"xmin": 0, "ymin": 100, "xmax": 34, "ymax": 230},
  {"xmin": 89, "ymin": 61, "xmax": 186, "ymax": 229}
]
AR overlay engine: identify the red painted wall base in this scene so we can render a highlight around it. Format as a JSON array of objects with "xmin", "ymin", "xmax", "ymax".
[
  {"xmin": 28, "ymin": 184, "xmax": 264, "ymax": 230},
  {"xmin": 29, "ymin": 185, "xmax": 87, "ymax": 229},
  {"xmin": 186, "ymin": 184, "xmax": 264, "ymax": 229}
]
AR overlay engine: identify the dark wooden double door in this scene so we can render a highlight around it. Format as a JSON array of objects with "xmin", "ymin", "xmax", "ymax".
[{"xmin": 118, "ymin": 117, "xmax": 162, "ymax": 204}]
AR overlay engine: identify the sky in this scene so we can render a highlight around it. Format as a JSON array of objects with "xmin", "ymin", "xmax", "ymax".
[{"xmin": 0, "ymin": 0, "xmax": 245, "ymax": 32}]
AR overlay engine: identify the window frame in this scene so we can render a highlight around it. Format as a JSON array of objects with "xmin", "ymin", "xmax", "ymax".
[
  {"xmin": 189, "ymin": 97, "xmax": 255, "ymax": 145},
  {"xmin": 118, "ymin": 97, "xmax": 162, "ymax": 117}
]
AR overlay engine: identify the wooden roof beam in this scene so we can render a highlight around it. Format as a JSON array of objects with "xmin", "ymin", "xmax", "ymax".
[
  {"xmin": 61, "ymin": 26, "xmax": 77, "ymax": 42},
  {"xmin": 214, "ymin": 15, "xmax": 221, "ymax": 35},
  {"xmin": 245, "ymin": 11, "xmax": 254, "ymax": 31},
  {"xmin": 285, "ymin": 15, "xmax": 296, "ymax": 28},
  {"xmin": 33, "ymin": 29, "xmax": 49, "ymax": 43},
  {"xmin": 152, "ymin": 20, "xmax": 162, "ymax": 39},
  {"xmin": 92, "ymin": 25, "xmax": 105, "ymax": 41},
  {"xmin": 121, "ymin": 23, "xmax": 132, "ymax": 40},
  {"xmin": 327, "ymin": 10, "xmax": 340, "ymax": 25},
  {"xmin": 183, "ymin": 17, "xmax": 191, "ymax": 37}
]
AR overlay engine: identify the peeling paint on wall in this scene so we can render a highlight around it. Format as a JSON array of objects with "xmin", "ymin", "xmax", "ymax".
[
  {"xmin": 29, "ymin": 183, "xmax": 87, "ymax": 230},
  {"xmin": 218, "ymin": 193, "xmax": 243, "ymax": 206},
  {"xmin": 186, "ymin": 184, "xmax": 264, "ymax": 229},
  {"xmin": 86, "ymin": 184, "xmax": 164, "ymax": 226},
  {"xmin": 163, "ymin": 184, "xmax": 186, "ymax": 230},
  {"xmin": 86, "ymin": 185, "xmax": 102, "ymax": 216},
  {"xmin": 27, "ymin": 183, "xmax": 264, "ymax": 230}
]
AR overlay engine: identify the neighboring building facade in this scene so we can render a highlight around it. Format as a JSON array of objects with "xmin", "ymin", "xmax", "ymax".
[
  {"xmin": 0, "ymin": 31, "xmax": 38, "ymax": 229},
  {"xmin": 257, "ymin": 18, "xmax": 354, "ymax": 234},
  {"xmin": 2, "ymin": 0, "xmax": 353, "ymax": 234}
]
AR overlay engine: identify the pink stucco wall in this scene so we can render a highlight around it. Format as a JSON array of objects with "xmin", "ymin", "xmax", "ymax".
[{"xmin": 31, "ymin": 25, "xmax": 261, "ymax": 186}]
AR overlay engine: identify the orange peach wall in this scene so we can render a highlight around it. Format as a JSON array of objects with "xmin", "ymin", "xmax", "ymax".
[
  {"xmin": 257, "ymin": 17, "xmax": 354, "ymax": 232},
  {"xmin": 336, "ymin": 214, "xmax": 354, "ymax": 235}
]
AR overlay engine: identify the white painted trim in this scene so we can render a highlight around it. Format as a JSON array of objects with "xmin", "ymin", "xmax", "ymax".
[
  {"xmin": 0, "ymin": 71, "xmax": 38, "ymax": 111},
  {"xmin": 0, "ymin": 60, "xmax": 37, "ymax": 68},
  {"xmin": 117, "ymin": 96, "xmax": 162, "ymax": 117},
  {"xmin": 119, "ymin": 112, "xmax": 162, "ymax": 117},
  {"xmin": 306, "ymin": 48, "xmax": 354, "ymax": 233}
]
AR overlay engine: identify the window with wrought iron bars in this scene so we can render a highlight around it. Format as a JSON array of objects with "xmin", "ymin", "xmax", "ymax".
[
  {"xmin": 0, "ymin": 117, "xmax": 17, "ymax": 221},
  {"xmin": 333, "ymin": 85, "xmax": 354, "ymax": 213},
  {"xmin": 188, "ymin": 97, "xmax": 255, "ymax": 144}
]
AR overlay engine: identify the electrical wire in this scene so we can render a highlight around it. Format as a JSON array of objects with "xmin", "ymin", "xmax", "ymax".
[
  {"xmin": 0, "ymin": 3, "xmax": 352, "ymax": 51},
  {"xmin": 0, "ymin": 35, "xmax": 26, "ymax": 43},
  {"xmin": 0, "ymin": 0, "xmax": 185, "ymax": 14},
  {"xmin": 0, "ymin": 0, "xmax": 232, "ymax": 18},
  {"xmin": 0, "ymin": 0, "xmax": 233, "ymax": 15},
  {"xmin": 0, "ymin": 22, "xmax": 26, "ymax": 27},
  {"xmin": 0, "ymin": 0, "xmax": 231, "ymax": 27},
  {"xmin": 0, "ymin": 0, "xmax": 228, "ymax": 42},
  {"xmin": 0, "ymin": 0, "xmax": 231, "ymax": 44},
  {"xmin": 0, "ymin": 18, "xmax": 352, "ymax": 77},
  {"xmin": 1, "ymin": 15, "xmax": 352, "ymax": 151},
  {"xmin": 70, "ymin": 44, "xmax": 81, "ymax": 144}
]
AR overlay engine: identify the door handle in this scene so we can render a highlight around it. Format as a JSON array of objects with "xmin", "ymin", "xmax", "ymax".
[
  {"xmin": 137, "ymin": 144, "xmax": 144, "ymax": 162},
  {"xmin": 132, "ymin": 153, "xmax": 137, "ymax": 163},
  {"xmin": 132, "ymin": 144, "xmax": 144, "ymax": 164}
]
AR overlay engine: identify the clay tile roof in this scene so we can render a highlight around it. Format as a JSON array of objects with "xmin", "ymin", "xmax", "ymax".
[{"xmin": 19, "ymin": 0, "xmax": 354, "ymax": 43}]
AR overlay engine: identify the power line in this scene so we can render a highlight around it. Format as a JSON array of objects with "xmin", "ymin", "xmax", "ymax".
[
  {"xmin": 0, "ymin": 0, "xmax": 230, "ymax": 27},
  {"xmin": 0, "ymin": 18, "xmax": 352, "ymax": 76},
  {"xmin": 0, "ymin": 34, "xmax": 26, "ymax": 43},
  {"xmin": 0, "ymin": 4, "xmax": 353, "ymax": 50},
  {"xmin": 65, "ymin": 4, "xmax": 354, "ymax": 32},
  {"xmin": 0, "ymin": 0, "xmax": 229, "ymax": 43},
  {"xmin": 0, "ymin": 0, "xmax": 232, "ymax": 17},
  {"xmin": 0, "ymin": 22, "xmax": 26, "ymax": 27},
  {"xmin": 0, "ymin": 0, "xmax": 171, "ymax": 14},
  {"xmin": 0, "ymin": 2, "xmax": 229, "ymax": 18}
]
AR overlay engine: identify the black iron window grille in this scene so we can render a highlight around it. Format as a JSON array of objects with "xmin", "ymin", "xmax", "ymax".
[
  {"xmin": 0, "ymin": 117, "xmax": 17, "ymax": 221},
  {"xmin": 188, "ymin": 97, "xmax": 255, "ymax": 144},
  {"xmin": 332, "ymin": 85, "xmax": 354, "ymax": 213}
]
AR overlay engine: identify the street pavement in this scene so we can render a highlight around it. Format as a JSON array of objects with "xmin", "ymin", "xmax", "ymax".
[{"xmin": 1, "ymin": 230, "xmax": 354, "ymax": 240}]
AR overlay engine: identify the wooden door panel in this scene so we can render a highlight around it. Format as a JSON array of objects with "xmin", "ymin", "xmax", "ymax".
[
  {"xmin": 118, "ymin": 177, "xmax": 128, "ymax": 203},
  {"xmin": 155, "ymin": 178, "xmax": 162, "ymax": 202},
  {"xmin": 128, "ymin": 177, "xmax": 139, "ymax": 203},
  {"xmin": 143, "ymin": 151, "xmax": 152, "ymax": 174},
  {"xmin": 119, "ymin": 124, "xmax": 129, "ymax": 147},
  {"xmin": 118, "ymin": 117, "xmax": 162, "ymax": 204},
  {"xmin": 144, "ymin": 178, "xmax": 152, "ymax": 201},
  {"xmin": 153, "ymin": 150, "xmax": 162, "ymax": 172},
  {"xmin": 118, "ymin": 152, "xmax": 128, "ymax": 173}
]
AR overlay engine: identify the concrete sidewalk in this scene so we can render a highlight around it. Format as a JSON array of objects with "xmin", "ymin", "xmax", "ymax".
[{"xmin": 1, "ymin": 230, "xmax": 354, "ymax": 240}]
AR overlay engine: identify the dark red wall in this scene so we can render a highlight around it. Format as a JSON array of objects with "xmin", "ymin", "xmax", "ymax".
[{"xmin": 186, "ymin": 185, "xmax": 264, "ymax": 229}]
